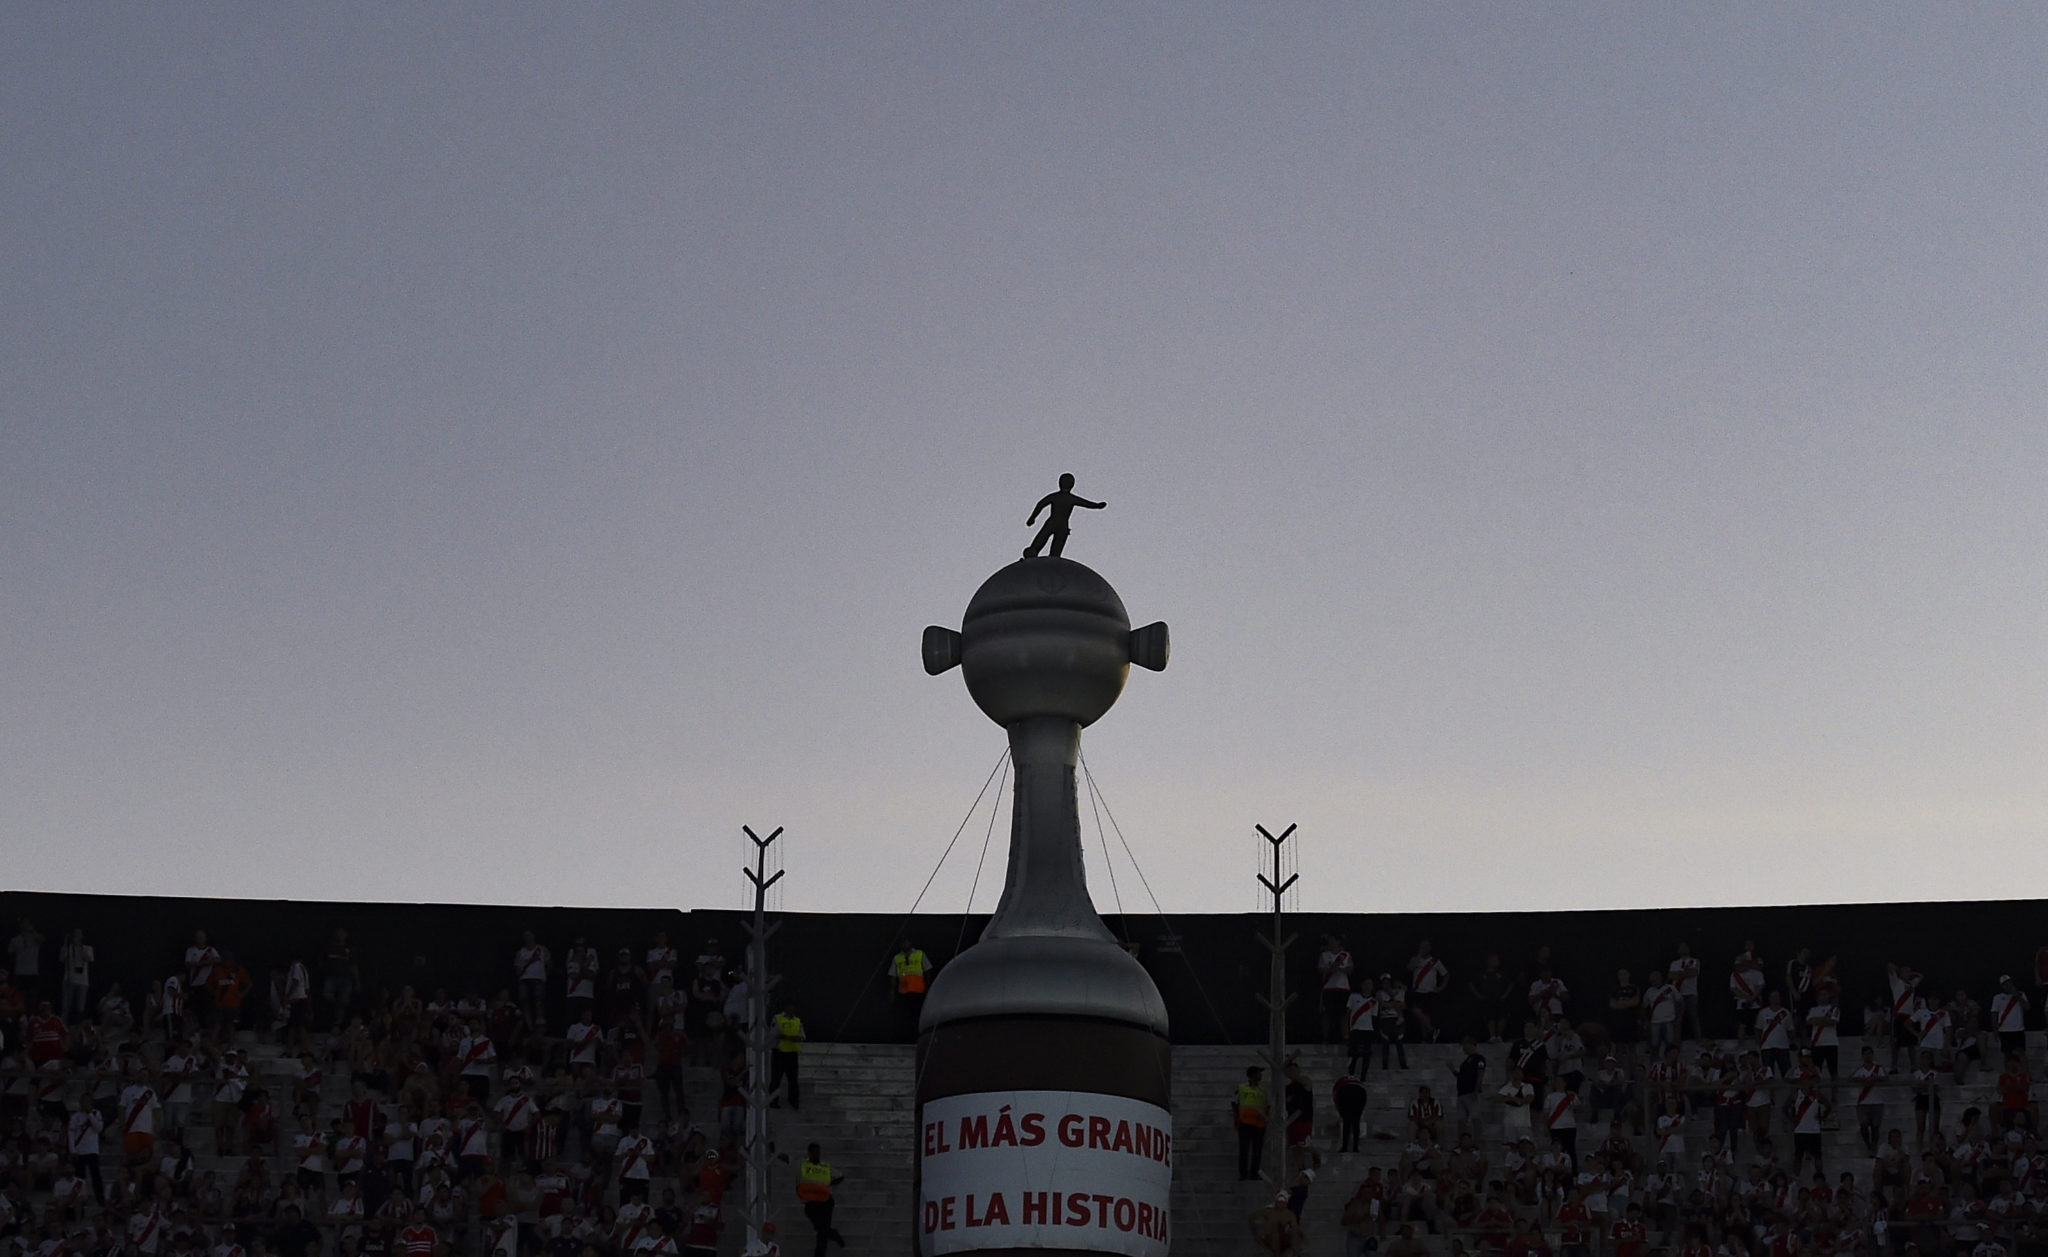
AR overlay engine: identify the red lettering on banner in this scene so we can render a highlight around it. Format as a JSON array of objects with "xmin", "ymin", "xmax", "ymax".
[
  {"xmin": 941, "ymin": 1198, "xmax": 956, "ymax": 1231},
  {"xmin": 991, "ymin": 1108, "xmax": 1017, "ymax": 1147},
  {"xmin": 1066, "ymin": 1193, "xmax": 1089, "ymax": 1226},
  {"xmin": 959, "ymin": 1115, "xmax": 989, "ymax": 1149},
  {"xmin": 1133, "ymin": 1124, "xmax": 1151, "ymax": 1159},
  {"xmin": 1057, "ymin": 1114, "xmax": 1084, "ymax": 1147},
  {"xmin": 1138, "ymin": 1203, "xmax": 1154, "ymax": 1237},
  {"xmin": 1111, "ymin": 1120, "xmax": 1133, "ymax": 1154},
  {"xmin": 1088, "ymin": 1116, "xmax": 1111, "ymax": 1148},
  {"xmin": 964, "ymin": 1195, "xmax": 982, "ymax": 1228},
  {"xmin": 1019, "ymin": 1112, "xmax": 1045, "ymax": 1146},
  {"xmin": 924, "ymin": 1121, "xmax": 951, "ymax": 1156},
  {"xmin": 1091, "ymin": 1194, "xmax": 1115, "ymax": 1227},
  {"xmin": 923, "ymin": 1201, "xmax": 938, "ymax": 1234},
  {"xmin": 1022, "ymin": 1192, "xmax": 1048, "ymax": 1225},
  {"xmin": 984, "ymin": 1193, "xmax": 1009, "ymax": 1226},
  {"xmin": 1114, "ymin": 1198, "xmax": 1135, "ymax": 1232}
]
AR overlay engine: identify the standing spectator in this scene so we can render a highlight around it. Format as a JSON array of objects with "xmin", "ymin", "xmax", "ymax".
[
  {"xmin": 156, "ymin": 973, "xmax": 186, "ymax": 1042},
  {"xmin": 1887, "ymin": 961, "xmax": 1923, "ymax": 1067},
  {"xmin": 7, "ymin": 920, "xmax": 43, "ymax": 999},
  {"xmin": 211, "ymin": 950, "xmax": 252, "ymax": 1033},
  {"xmin": 1607, "ymin": 970, "xmax": 1642, "ymax": 1054},
  {"xmin": 1372, "ymin": 974, "xmax": 1409, "ymax": 1070},
  {"xmin": 646, "ymin": 932, "xmax": 680, "ymax": 1010},
  {"xmin": 184, "ymin": 930, "xmax": 220, "ymax": 1023},
  {"xmin": 1316, "ymin": 937, "xmax": 1355, "ymax": 1044},
  {"xmin": 1644, "ymin": 970, "xmax": 1680, "ymax": 1052},
  {"xmin": 1284, "ymin": 1061, "xmax": 1315, "ymax": 1147},
  {"xmin": 1344, "ymin": 984, "xmax": 1378, "ymax": 1077},
  {"xmin": 606, "ymin": 949, "xmax": 644, "ymax": 1027},
  {"xmin": 1789, "ymin": 1082, "xmax": 1826, "ymax": 1177},
  {"xmin": 321, "ymin": 929, "xmax": 358, "ymax": 1029},
  {"xmin": 1729, "ymin": 944, "xmax": 1766, "ymax": 1040},
  {"xmin": 1805, "ymin": 991, "xmax": 1841, "ymax": 1078},
  {"xmin": 24, "ymin": 1000, "xmax": 66, "ymax": 1065},
  {"xmin": 1668, "ymin": 943, "xmax": 1703, "ymax": 1041},
  {"xmin": 212, "ymin": 1047, "xmax": 249, "ymax": 1155},
  {"xmin": 1469, "ymin": 953, "xmax": 1514, "ymax": 1043},
  {"xmin": 284, "ymin": 957, "xmax": 313, "ymax": 1044},
  {"xmin": 1528, "ymin": 967, "xmax": 1569, "ymax": 1026},
  {"xmin": 617, "ymin": 1123, "xmax": 656, "ymax": 1202},
  {"xmin": 56, "ymin": 929, "xmax": 93, "ymax": 1023},
  {"xmin": 1756, "ymin": 991, "xmax": 1795, "ymax": 1076},
  {"xmin": 1235, "ymin": 1066, "xmax": 1269, "ymax": 1180},
  {"xmin": 1852, "ymin": 1046, "xmax": 1888, "ymax": 1151},
  {"xmin": 455, "ymin": 1018, "xmax": 497, "ymax": 1104},
  {"xmin": 565, "ymin": 1008, "xmax": 602, "ymax": 1071},
  {"xmin": 1450, "ymin": 1038, "xmax": 1487, "ymax": 1136},
  {"xmin": 1784, "ymin": 948, "xmax": 1815, "ymax": 1013},
  {"xmin": 1509, "ymin": 1021, "xmax": 1550, "ymax": 1112},
  {"xmin": 1543, "ymin": 1083, "xmax": 1578, "ymax": 1168},
  {"xmin": 1497, "ymin": 1066, "xmax": 1535, "ymax": 1143},
  {"xmin": 1996, "ymin": 1054, "xmax": 2031, "ymax": 1132},
  {"xmin": 1406, "ymin": 942, "xmax": 1450, "ymax": 1043},
  {"xmin": 67, "ymin": 1104, "xmax": 105, "ymax": 1203},
  {"xmin": 1992, "ymin": 975, "xmax": 2029, "ymax": 1061},
  {"xmin": 564, "ymin": 938, "xmax": 599, "ymax": 1022},
  {"xmin": 160, "ymin": 1036, "xmax": 199, "ymax": 1135},
  {"xmin": 771, "ymin": 1002, "xmax": 805, "ymax": 1110},
  {"xmin": 1654, "ymin": 1095, "xmax": 1686, "ymax": 1170},
  {"xmin": 119, "ymin": 1063, "xmax": 161, "ymax": 1165},
  {"xmin": 513, "ymin": 932, "xmax": 551, "ymax": 1031},
  {"xmin": 1333, "ymin": 1069, "xmax": 1367, "ymax": 1153}
]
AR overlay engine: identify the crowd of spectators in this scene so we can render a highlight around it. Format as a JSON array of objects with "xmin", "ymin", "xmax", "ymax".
[
  {"xmin": 0, "ymin": 918, "xmax": 771, "ymax": 1257},
  {"xmin": 1272, "ymin": 936, "xmax": 2048, "ymax": 1257}
]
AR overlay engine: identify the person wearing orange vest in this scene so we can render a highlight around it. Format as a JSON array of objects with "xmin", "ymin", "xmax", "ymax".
[
  {"xmin": 795, "ymin": 1142, "xmax": 844, "ymax": 1257},
  {"xmin": 890, "ymin": 941, "xmax": 931, "ymax": 1036},
  {"xmin": 1234, "ymin": 1065, "xmax": 1269, "ymax": 1181},
  {"xmin": 891, "ymin": 942, "xmax": 931, "ymax": 996},
  {"xmin": 772, "ymin": 1004, "xmax": 805, "ymax": 1111}
]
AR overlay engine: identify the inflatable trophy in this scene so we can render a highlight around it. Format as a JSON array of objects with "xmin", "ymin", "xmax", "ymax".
[{"xmin": 917, "ymin": 545, "xmax": 1173, "ymax": 1257}]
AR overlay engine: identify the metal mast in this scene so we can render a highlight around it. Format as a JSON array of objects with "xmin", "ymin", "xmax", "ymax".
[
  {"xmin": 740, "ymin": 825, "xmax": 784, "ymax": 1237},
  {"xmin": 1255, "ymin": 823, "xmax": 1297, "ymax": 1187}
]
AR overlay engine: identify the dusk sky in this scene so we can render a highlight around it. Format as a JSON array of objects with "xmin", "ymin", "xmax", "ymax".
[{"xmin": 5, "ymin": 8, "xmax": 2045, "ymax": 917}]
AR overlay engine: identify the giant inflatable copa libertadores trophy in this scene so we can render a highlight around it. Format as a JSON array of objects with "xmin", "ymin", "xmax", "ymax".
[{"xmin": 917, "ymin": 555, "xmax": 1173, "ymax": 1257}]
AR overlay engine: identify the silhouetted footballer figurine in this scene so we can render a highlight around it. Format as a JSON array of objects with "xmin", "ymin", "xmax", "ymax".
[{"xmin": 1022, "ymin": 473, "xmax": 1106, "ymax": 559}]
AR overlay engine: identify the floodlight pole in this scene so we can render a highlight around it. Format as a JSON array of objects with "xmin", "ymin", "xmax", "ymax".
[
  {"xmin": 1255, "ymin": 822, "xmax": 1298, "ymax": 1188},
  {"xmin": 741, "ymin": 825, "xmax": 784, "ymax": 1238}
]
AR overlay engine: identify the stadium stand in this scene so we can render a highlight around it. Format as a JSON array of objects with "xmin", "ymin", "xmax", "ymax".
[{"xmin": 3, "ymin": 893, "xmax": 2047, "ymax": 1257}]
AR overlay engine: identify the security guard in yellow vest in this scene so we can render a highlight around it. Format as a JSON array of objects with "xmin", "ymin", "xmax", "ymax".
[
  {"xmin": 771, "ymin": 1003, "xmax": 805, "ymax": 1111},
  {"xmin": 795, "ymin": 1142, "xmax": 844, "ymax": 1257},
  {"xmin": 1233, "ymin": 1064, "xmax": 1269, "ymax": 1180},
  {"xmin": 890, "ymin": 940, "xmax": 931, "ymax": 996}
]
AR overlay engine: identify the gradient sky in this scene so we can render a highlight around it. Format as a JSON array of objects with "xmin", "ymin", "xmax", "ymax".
[{"xmin": 5, "ymin": 7, "xmax": 2045, "ymax": 918}]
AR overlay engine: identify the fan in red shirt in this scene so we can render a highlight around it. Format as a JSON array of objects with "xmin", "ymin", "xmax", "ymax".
[
  {"xmin": 1555, "ymin": 1189, "xmax": 1594, "ymax": 1257},
  {"xmin": 1607, "ymin": 1204, "xmax": 1648, "ymax": 1257},
  {"xmin": 693, "ymin": 1150, "xmax": 728, "ymax": 1206},
  {"xmin": 1472, "ymin": 1199, "xmax": 1516, "ymax": 1251},
  {"xmin": 344, "ymin": 1082, "xmax": 379, "ymax": 1138},
  {"xmin": 1505, "ymin": 1218, "xmax": 1552, "ymax": 1257},
  {"xmin": 25, "ymin": 1002, "xmax": 66, "ymax": 1064},
  {"xmin": 398, "ymin": 1207, "xmax": 437, "ymax": 1257}
]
